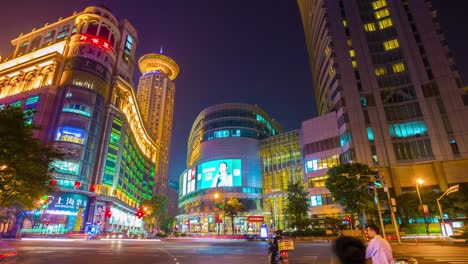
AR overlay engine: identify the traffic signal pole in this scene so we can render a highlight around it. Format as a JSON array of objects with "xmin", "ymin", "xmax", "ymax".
[
  {"xmin": 384, "ymin": 184, "xmax": 401, "ymax": 244},
  {"xmin": 374, "ymin": 186, "xmax": 386, "ymax": 239}
]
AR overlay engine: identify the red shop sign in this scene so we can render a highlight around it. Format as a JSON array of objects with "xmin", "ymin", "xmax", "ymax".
[{"xmin": 247, "ymin": 216, "xmax": 264, "ymax": 222}]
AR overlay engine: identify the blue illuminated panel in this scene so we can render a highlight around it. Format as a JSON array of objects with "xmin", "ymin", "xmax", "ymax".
[{"xmin": 388, "ymin": 120, "xmax": 427, "ymax": 138}]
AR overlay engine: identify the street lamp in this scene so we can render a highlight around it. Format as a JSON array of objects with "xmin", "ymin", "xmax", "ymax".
[
  {"xmin": 415, "ymin": 179, "xmax": 430, "ymax": 235},
  {"xmin": 213, "ymin": 192, "xmax": 221, "ymax": 235}
]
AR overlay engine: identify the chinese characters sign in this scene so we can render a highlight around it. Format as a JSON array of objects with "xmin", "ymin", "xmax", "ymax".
[
  {"xmin": 78, "ymin": 34, "xmax": 112, "ymax": 50},
  {"xmin": 47, "ymin": 192, "xmax": 89, "ymax": 214}
]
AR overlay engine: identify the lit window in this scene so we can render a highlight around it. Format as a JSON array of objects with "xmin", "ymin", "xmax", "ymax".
[
  {"xmin": 62, "ymin": 104, "xmax": 91, "ymax": 117},
  {"xmin": 349, "ymin": 50, "xmax": 355, "ymax": 58},
  {"xmin": 383, "ymin": 39, "xmax": 400, "ymax": 51},
  {"xmin": 352, "ymin": 60, "xmax": 358, "ymax": 68},
  {"xmin": 392, "ymin": 62, "xmax": 405, "ymax": 73},
  {"xmin": 375, "ymin": 67, "xmax": 387, "ymax": 76},
  {"xmin": 364, "ymin": 23, "xmax": 376, "ymax": 32},
  {"xmin": 311, "ymin": 195, "xmax": 322, "ymax": 207},
  {"xmin": 325, "ymin": 46, "xmax": 330, "ymax": 56},
  {"xmin": 52, "ymin": 160, "xmax": 80, "ymax": 175},
  {"xmin": 374, "ymin": 8, "xmax": 390, "ymax": 19},
  {"xmin": 343, "ymin": 20, "xmax": 348, "ymax": 27},
  {"xmin": 367, "ymin": 127, "xmax": 375, "ymax": 141},
  {"xmin": 329, "ymin": 66, "xmax": 335, "ymax": 76},
  {"xmin": 372, "ymin": 0, "xmax": 387, "ymax": 10},
  {"xmin": 388, "ymin": 120, "xmax": 428, "ymax": 138},
  {"xmin": 378, "ymin": 18, "xmax": 393, "ymax": 29},
  {"xmin": 347, "ymin": 40, "xmax": 352, "ymax": 46}
]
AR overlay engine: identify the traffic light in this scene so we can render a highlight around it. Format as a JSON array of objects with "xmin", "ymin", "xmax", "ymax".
[
  {"xmin": 374, "ymin": 171, "xmax": 382, "ymax": 187},
  {"xmin": 105, "ymin": 208, "xmax": 112, "ymax": 218},
  {"xmin": 45, "ymin": 221, "xmax": 50, "ymax": 226},
  {"xmin": 136, "ymin": 210, "xmax": 144, "ymax": 219}
]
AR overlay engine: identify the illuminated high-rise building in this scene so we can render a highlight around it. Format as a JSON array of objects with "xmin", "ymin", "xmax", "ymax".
[
  {"xmin": 0, "ymin": 6, "xmax": 161, "ymax": 235},
  {"xmin": 260, "ymin": 130, "xmax": 303, "ymax": 230},
  {"xmin": 137, "ymin": 53, "xmax": 179, "ymax": 194},
  {"xmin": 297, "ymin": 0, "xmax": 468, "ymax": 208}
]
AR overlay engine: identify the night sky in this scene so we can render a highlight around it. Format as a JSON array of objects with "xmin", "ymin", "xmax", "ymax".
[{"xmin": 0, "ymin": 1, "xmax": 467, "ymax": 183}]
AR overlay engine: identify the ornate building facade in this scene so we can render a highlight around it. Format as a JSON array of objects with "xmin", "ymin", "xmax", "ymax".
[{"xmin": 0, "ymin": 6, "xmax": 171, "ymax": 235}]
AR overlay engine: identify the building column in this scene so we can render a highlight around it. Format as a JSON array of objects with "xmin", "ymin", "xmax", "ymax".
[
  {"xmin": 432, "ymin": 161, "xmax": 448, "ymax": 191},
  {"xmin": 389, "ymin": 165, "xmax": 402, "ymax": 195}
]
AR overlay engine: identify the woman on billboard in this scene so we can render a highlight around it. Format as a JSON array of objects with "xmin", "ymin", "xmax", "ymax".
[{"xmin": 211, "ymin": 161, "xmax": 233, "ymax": 187}]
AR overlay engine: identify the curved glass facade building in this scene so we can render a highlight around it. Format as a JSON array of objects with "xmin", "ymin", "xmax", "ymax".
[{"xmin": 178, "ymin": 103, "xmax": 281, "ymax": 234}]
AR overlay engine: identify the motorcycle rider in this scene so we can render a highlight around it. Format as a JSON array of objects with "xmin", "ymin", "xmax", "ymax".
[{"xmin": 270, "ymin": 230, "xmax": 282, "ymax": 263}]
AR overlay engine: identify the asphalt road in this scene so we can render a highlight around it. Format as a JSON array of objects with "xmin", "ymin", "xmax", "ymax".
[
  {"xmin": 4, "ymin": 238, "xmax": 333, "ymax": 264},
  {"xmin": 2, "ymin": 238, "xmax": 467, "ymax": 264}
]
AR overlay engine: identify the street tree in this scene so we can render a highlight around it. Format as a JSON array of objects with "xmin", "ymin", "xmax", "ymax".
[
  {"xmin": 140, "ymin": 194, "xmax": 169, "ymax": 233},
  {"xmin": 221, "ymin": 197, "xmax": 245, "ymax": 234},
  {"xmin": 440, "ymin": 183, "xmax": 468, "ymax": 218},
  {"xmin": 0, "ymin": 106, "xmax": 62, "ymax": 208},
  {"xmin": 325, "ymin": 163, "xmax": 375, "ymax": 225},
  {"xmin": 284, "ymin": 182, "xmax": 310, "ymax": 231},
  {"xmin": 160, "ymin": 216, "xmax": 176, "ymax": 234}
]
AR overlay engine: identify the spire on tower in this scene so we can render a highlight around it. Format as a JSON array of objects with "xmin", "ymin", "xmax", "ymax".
[{"xmin": 160, "ymin": 45, "xmax": 163, "ymax": 54}]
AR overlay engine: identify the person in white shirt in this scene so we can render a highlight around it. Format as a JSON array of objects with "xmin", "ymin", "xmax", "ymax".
[{"xmin": 365, "ymin": 223, "xmax": 393, "ymax": 264}]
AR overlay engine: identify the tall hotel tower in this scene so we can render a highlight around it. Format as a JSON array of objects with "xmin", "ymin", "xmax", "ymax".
[
  {"xmin": 137, "ymin": 53, "xmax": 179, "ymax": 195},
  {"xmin": 298, "ymin": 0, "xmax": 468, "ymax": 194},
  {"xmin": 0, "ymin": 6, "xmax": 163, "ymax": 235}
]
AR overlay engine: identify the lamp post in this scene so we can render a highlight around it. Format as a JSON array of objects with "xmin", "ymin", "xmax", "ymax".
[
  {"xmin": 415, "ymin": 179, "xmax": 430, "ymax": 235},
  {"xmin": 214, "ymin": 192, "xmax": 221, "ymax": 235}
]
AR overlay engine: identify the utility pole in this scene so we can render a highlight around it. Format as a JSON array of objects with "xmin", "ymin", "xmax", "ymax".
[
  {"xmin": 374, "ymin": 185, "xmax": 386, "ymax": 239},
  {"xmin": 436, "ymin": 184, "xmax": 459, "ymax": 236}
]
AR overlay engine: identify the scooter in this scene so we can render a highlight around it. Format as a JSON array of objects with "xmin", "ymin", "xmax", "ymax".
[{"xmin": 268, "ymin": 241, "xmax": 289, "ymax": 264}]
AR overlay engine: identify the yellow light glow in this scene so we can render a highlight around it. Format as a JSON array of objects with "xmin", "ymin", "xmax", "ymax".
[
  {"xmin": 417, "ymin": 179, "xmax": 424, "ymax": 185},
  {"xmin": 392, "ymin": 62, "xmax": 405, "ymax": 73},
  {"xmin": 378, "ymin": 18, "xmax": 393, "ymax": 30},
  {"xmin": 372, "ymin": 0, "xmax": 387, "ymax": 10},
  {"xmin": 364, "ymin": 23, "xmax": 376, "ymax": 32},
  {"xmin": 374, "ymin": 8, "xmax": 390, "ymax": 20},
  {"xmin": 374, "ymin": 67, "xmax": 387, "ymax": 76},
  {"xmin": 383, "ymin": 39, "xmax": 399, "ymax": 51},
  {"xmin": 0, "ymin": 42, "xmax": 65, "ymax": 71}
]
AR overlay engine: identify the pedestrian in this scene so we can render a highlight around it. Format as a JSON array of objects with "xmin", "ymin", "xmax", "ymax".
[
  {"xmin": 365, "ymin": 223, "xmax": 393, "ymax": 264},
  {"xmin": 332, "ymin": 236, "xmax": 366, "ymax": 264}
]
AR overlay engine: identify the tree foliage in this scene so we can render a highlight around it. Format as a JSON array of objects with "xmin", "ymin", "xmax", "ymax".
[
  {"xmin": 325, "ymin": 163, "xmax": 375, "ymax": 216},
  {"xmin": 160, "ymin": 215, "xmax": 176, "ymax": 234},
  {"xmin": 141, "ymin": 194, "xmax": 170, "ymax": 232},
  {"xmin": 397, "ymin": 183, "xmax": 468, "ymax": 223},
  {"xmin": 0, "ymin": 106, "xmax": 62, "ymax": 208},
  {"xmin": 284, "ymin": 182, "xmax": 310, "ymax": 231},
  {"xmin": 440, "ymin": 183, "xmax": 468, "ymax": 218},
  {"xmin": 221, "ymin": 197, "xmax": 245, "ymax": 234}
]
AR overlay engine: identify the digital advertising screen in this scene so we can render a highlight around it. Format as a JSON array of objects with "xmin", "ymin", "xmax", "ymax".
[{"xmin": 197, "ymin": 159, "xmax": 242, "ymax": 189}]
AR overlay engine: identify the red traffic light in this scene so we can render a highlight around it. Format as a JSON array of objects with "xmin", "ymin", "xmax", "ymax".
[
  {"xmin": 45, "ymin": 221, "xmax": 50, "ymax": 226},
  {"xmin": 135, "ymin": 210, "xmax": 144, "ymax": 219},
  {"xmin": 105, "ymin": 208, "xmax": 112, "ymax": 218}
]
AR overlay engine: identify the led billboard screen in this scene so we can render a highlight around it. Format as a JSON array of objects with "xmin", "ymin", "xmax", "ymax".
[{"xmin": 197, "ymin": 159, "xmax": 241, "ymax": 189}]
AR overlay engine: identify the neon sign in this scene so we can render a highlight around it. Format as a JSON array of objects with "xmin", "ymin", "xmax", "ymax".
[{"xmin": 78, "ymin": 34, "xmax": 112, "ymax": 50}]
